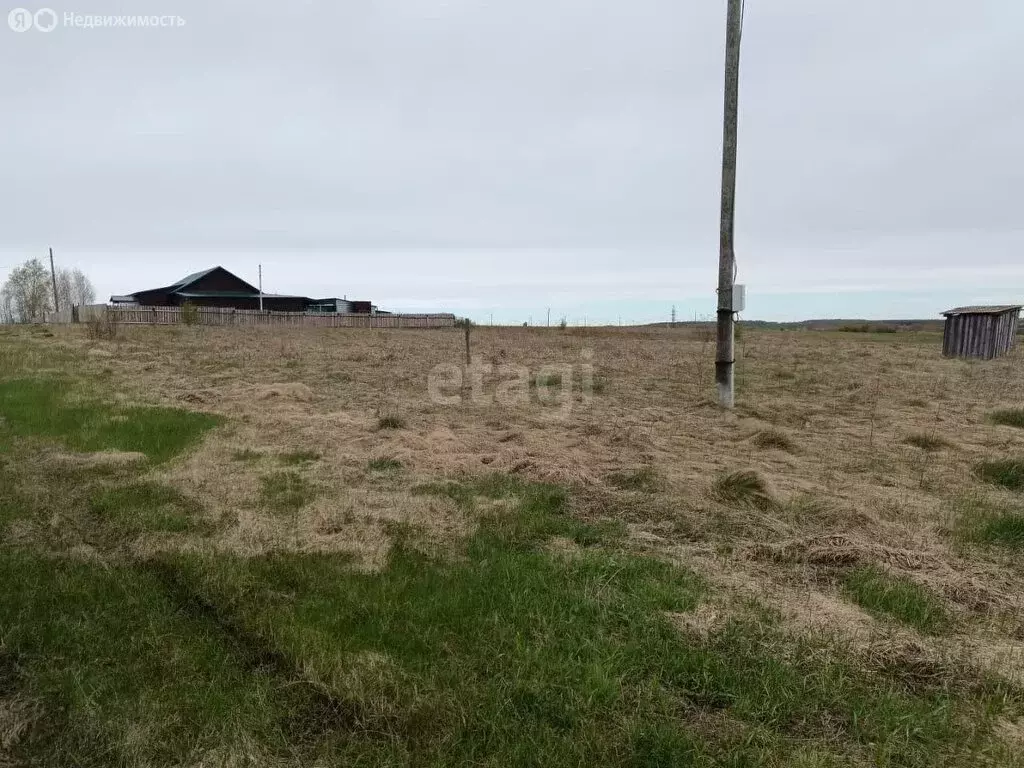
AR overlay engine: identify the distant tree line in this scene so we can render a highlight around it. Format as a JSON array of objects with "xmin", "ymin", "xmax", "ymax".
[{"xmin": 0, "ymin": 257, "xmax": 96, "ymax": 324}]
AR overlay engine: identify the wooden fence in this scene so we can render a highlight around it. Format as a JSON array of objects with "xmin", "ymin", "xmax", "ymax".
[
  {"xmin": 101, "ymin": 306, "xmax": 456, "ymax": 329},
  {"xmin": 45, "ymin": 304, "xmax": 109, "ymax": 324}
]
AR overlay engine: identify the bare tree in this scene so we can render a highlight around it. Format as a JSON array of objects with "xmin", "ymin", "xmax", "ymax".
[
  {"xmin": 0, "ymin": 261, "xmax": 98, "ymax": 323},
  {"xmin": 0, "ymin": 259, "xmax": 52, "ymax": 323},
  {"xmin": 0, "ymin": 286, "xmax": 14, "ymax": 324},
  {"xmin": 55, "ymin": 267, "xmax": 97, "ymax": 310}
]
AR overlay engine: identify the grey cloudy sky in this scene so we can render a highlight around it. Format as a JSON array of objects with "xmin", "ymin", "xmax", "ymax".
[{"xmin": 1, "ymin": 0, "xmax": 1022, "ymax": 322}]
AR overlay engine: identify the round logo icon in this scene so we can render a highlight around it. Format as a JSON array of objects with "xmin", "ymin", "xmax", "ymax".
[
  {"xmin": 34, "ymin": 8, "xmax": 57, "ymax": 32},
  {"xmin": 8, "ymin": 7, "xmax": 33, "ymax": 31}
]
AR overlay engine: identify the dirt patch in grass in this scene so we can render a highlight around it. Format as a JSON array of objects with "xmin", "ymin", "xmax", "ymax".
[
  {"xmin": 0, "ymin": 695, "xmax": 39, "ymax": 755},
  {"xmin": 253, "ymin": 383, "xmax": 314, "ymax": 402},
  {"xmin": 751, "ymin": 429, "xmax": 797, "ymax": 453},
  {"xmin": 745, "ymin": 533, "xmax": 937, "ymax": 569},
  {"xmin": 667, "ymin": 603, "xmax": 727, "ymax": 639},
  {"xmin": 50, "ymin": 450, "xmax": 148, "ymax": 468},
  {"xmin": 231, "ymin": 448, "xmax": 263, "ymax": 462},
  {"xmin": 544, "ymin": 535, "xmax": 586, "ymax": 559},
  {"xmin": 605, "ymin": 466, "xmax": 663, "ymax": 492},
  {"xmin": 995, "ymin": 717, "xmax": 1024, "ymax": 751},
  {"xmin": 376, "ymin": 413, "xmax": 407, "ymax": 430}
]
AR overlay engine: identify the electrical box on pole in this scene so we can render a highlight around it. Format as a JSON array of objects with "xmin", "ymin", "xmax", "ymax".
[{"xmin": 731, "ymin": 284, "xmax": 746, "ymax": 313}]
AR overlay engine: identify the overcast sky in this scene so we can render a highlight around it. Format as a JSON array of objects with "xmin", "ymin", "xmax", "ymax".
[{"xmin": 1, "ymin": 0, "xmax": 1022, "ymax": 322}]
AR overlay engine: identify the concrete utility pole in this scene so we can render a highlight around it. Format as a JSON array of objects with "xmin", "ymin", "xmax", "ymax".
[
  {"xmin": 716, "ymin": 0, "xmax": 743, "ymax": 409},
  {"xmin": 258, "ymin": 264, "xmax": 264, "ymax": 311},
  {"xmin": 49, "ymin": 247, "xmax": 60, "ymax": 313}
]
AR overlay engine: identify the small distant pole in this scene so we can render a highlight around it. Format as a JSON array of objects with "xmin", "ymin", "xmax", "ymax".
[
  {"xmin": 258, "ymin": 264, "xmax": 264, "ymax": 311},
  {"xmin": 489, "ymin": 312, "xmax": 493, "ymax": 326},
  {"xmin": 49, "ymin": 247, "xmax": 60, "ymax": 313},
  {"xmin": 671, "ymin": 305, "xmax": 676, "ymax": 328},
  {"xmin": 547, "ymin": 307, "xmax": 551, "ymax": 327}
]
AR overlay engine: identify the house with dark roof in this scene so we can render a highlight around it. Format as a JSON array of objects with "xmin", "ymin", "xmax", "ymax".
[{"xmin": 111, "ymin": 266, "xmax": 370, "ymax": 314}]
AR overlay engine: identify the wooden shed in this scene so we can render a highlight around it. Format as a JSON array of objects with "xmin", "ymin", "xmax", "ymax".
[{"xmin": 941, "ymin": 305, "xmax": 1021, "ymax": 359}]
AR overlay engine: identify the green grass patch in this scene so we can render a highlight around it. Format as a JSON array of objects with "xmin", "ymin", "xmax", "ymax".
[
  {"xmin": 412, "ymin": 473, "xmax": 621, "ymax": 547},
  {"xmin": 0, "ymin": 550, "xmax": 322, "ymax": 766},
  {"xmin": 0, "ymin": 461, "xmax": 1020, "ymax": 764},
  {"xmin": 367, "ymin": 457, "xmax": 403, "ymax": 473},
  {"xmin": 990, "ymin": 408, "xmax": 1024, "ymax": 429},
  {"xmin": 978, "ymin": 514, "xmax": 1024, "ymax": 548},
  {"xmin": 953, "ymin": 496, "xmax": 1024, "ymax": 551},
  {"xmin": 842, "ymin": 566, "xmax": 950, "ymax": 634},
  {"xmin": 0, "ymin": 378, "xmax": 219, "ymax": 463},
  {"xmin": 88, "ymin": 482, "xmax": 207, "ymax": 534},
  {"xmin": 974, "ymin": 459, "xmax": 1024, "ymax": 491},
  {"xmin": 711, "ymin": 470, "xmax": 776, "ymax": 509},
  {"xmin": 412, "ymin": 471, "xmax": 526, "ymax": 505},
  {"xmin": 903, "ymin": 433, "xmax": 949, "ymax": 452},
  {"xmin": 162, "ymin": 483, "xmax": 719, "ymax": 764},
  {"xmin": 260, "ymin": 471, "xmax": 316, "ymax": 514},
  {"xmin": 159, "ymin": 480, "xmax": 1020, "ymax": 765},
  {"xmin": 279, "ymin": 449, "xmax": 321, "ymax": 466}
]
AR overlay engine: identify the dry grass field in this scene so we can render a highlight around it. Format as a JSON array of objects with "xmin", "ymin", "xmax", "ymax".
[{"xmin": 2, "ymin": 322, "xmax": 1024, "ymax": 766}]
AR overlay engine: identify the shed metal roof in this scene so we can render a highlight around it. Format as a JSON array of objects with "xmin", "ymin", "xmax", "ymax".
[{"xmin": 942, "ymin": 305, "xmax": 1022, "ymax": 317}]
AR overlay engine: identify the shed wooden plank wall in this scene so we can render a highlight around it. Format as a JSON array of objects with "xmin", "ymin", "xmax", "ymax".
[
  {"xmin": 942, "ymin": 310, "xmax": 1019, "ymax": 360},
  {"xmin": 100, "ymin": 306, "xmax": 457, "ymax": 329}
]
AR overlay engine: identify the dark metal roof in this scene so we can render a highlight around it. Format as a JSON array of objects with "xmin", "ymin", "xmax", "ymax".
[
  {"xmin": 942, "ymin": 305, "xmax": 1022, "ymax": 317},
  {"xmin": 173, "ymin": 291, "xmax": 308, "ymax": 299},
  {"xmin": 175, "ymin": 291, "xmax": 256, "ymax": 298},
  {"xmin": 169, "ymin": 267, "xmax": 220, "ymax": 289},
  {"xmin": 124, "ymin": 266, "xmax": 262, "ymax": 299}
]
